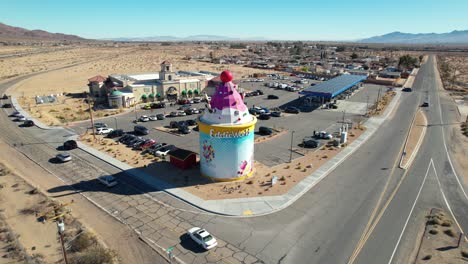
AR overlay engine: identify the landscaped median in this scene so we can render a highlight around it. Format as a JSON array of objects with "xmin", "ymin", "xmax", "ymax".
[{"xmin": 400, "ymin": 109, "xmax": 427, "ymax": 169}]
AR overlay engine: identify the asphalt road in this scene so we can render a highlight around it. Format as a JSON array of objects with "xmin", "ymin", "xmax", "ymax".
[{"xmin": 1, "ymin": 55, "xmax": 465, "ymax": 264}]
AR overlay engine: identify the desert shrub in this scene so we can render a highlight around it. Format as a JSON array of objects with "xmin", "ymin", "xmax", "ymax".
[
  {"xmin": 246, "ymin": 180, "xmax": 253, "ymax": 185},
  {"xmin": 49, "ymin": 109, "xmax": 58, "ymax": 113},
  {"xmin": 441, "ymin": 220, "xmax": 452, "ymax": 227},
  {"xmin": 0, "ymin": 168, "xmax": 10, "ymax": 176},
  {"xmin": 64, "ymin": 107, "xmax": 72, "ymax": 111},
  {"xmin": 461, "ymin": 250, "xmax": 468, "ymax": 258},
  {"xmin": 443, "ymin": 229, "xmax": 455, "ymax": 237},
  {"xmin": 69, "ymin": 246, "xmax": 116, "ymax": 264},
  {"xmin": 421, "ymin": 255, "xmax": 432, "ymax": 260},
  {"xmin": 11, "ymin": 183, "xmax": 19, "ymax": 188},
  {"xmin": 70, "ymin": 233, "xmax": 97, "ymax": 253},
  {"xmin": 426, "ymin": 217, "xmax": 442, "ymax": 226},
  {"xmin": 28, "ymin": 188, "xmax": 39, "ymax": 195},
  {"xmin": 429, "ymin": 229, "xmax": 438, "ymax": 235}
]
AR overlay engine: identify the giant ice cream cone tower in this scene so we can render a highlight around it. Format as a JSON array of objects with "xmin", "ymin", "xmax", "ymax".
[{"xmin": 198, "ymin": 71, "xmax": 257, "ymax": 181}]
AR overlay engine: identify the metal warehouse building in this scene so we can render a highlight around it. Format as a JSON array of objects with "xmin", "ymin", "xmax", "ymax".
[{"xmin": 300, "ymin": 74, "xmax": 367, "ymax": 100}]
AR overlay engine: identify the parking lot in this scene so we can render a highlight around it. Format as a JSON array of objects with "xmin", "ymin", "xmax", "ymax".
[{"xmin": 70, "ymin": 78, "xmax": 387, "ymax": 167}]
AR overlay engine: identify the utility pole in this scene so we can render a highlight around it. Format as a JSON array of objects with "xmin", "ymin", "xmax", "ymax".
[
  {"xmin": 134, "ymin": 102, "xmax": 138, "ymax": 121},
  {"xmin": 366, "ymin": 95, "xmax": 370, "ymax": 116},
  {"xmin": 289, "ymin": 130, "xmax": 295, "ymax": 163},
  {"xmin": 342, "ymin": 110, "xmax": 346, "ymax": 125},
  {"xmin": 86, "ymin": 95, "xmax": 96, "ymax": 140},
  {"xmin": 114, "ymin": 117, "xmax": 118, "ymax": 130},
  {"xmin": 57, "ymin": 221, "xmax": 69, "ymax": 264}
]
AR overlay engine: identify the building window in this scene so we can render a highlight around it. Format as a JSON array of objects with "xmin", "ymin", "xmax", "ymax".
[
  {"xmin": 166, "ymin": 66, "xmax": 170, "ymax": 71},
  {"xmin": 168, "ymin": 75, "xmax": 172, "ymax": 81}
]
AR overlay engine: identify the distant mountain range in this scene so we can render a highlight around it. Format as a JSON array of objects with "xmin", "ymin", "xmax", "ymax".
[
  {"xmin": 0, "ymin": 22, "xmax": 85, "ymax": 42},
  {"xmin": 359, "ymin": 30, "xmax": 468, "ymax": 44},
  {"xmin": 106, "ymin": 35, "xmax": 267, "ymax": 42}
]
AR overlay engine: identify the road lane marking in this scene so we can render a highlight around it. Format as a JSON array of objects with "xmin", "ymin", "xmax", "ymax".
[
  {"xmin": 387, "ymin": 159, "xmax": 432, "ymax": 264},
  {"xmin": 431, "ymin": 160, "xmax": 467, "ymax": 242},
  {"xmin": 348, "ymin": 87, "xmax": 422, "ymax": 264},
  {"xmin": 433, "ymin": 57, "xmax": 468, "ymax": 201}
]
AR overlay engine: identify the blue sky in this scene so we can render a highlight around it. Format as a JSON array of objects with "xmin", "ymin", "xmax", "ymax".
[{"xmin": 1, "ymin": 0, "xmax": 467, "ymax": 40}]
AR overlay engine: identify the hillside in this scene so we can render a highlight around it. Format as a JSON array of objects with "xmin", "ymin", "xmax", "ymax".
[
  {"xmin": 0, "ymin": 22, "xmax": 86, "ymax": 42},
  {"xmin": 359, "ymin": 30, "xmax": 468, "ymax": 44}
]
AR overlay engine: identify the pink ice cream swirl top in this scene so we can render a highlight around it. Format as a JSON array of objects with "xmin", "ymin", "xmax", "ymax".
[{"xmin": 201, "ymin": 71, "xmax": 252, "ymax": 125}]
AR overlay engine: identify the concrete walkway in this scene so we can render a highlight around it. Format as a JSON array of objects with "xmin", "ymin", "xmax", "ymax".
[{"xmin": 11, "ymin": 90, "xmax": 402, "ymax": 216}]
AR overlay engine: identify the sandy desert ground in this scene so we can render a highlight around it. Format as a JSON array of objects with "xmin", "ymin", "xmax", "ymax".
[{"xmin": 3, "ymin": 44, "xmax": 274, "ymax": 97}]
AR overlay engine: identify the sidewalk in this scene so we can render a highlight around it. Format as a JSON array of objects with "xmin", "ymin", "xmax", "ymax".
[{"xmin": 11, "ymin": 91, "xmax": 402, "ymax": 216}]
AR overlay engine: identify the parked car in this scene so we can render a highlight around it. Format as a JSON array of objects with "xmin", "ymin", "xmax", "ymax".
[
  {"xmin": 271, "ymin": 111, "xmax": 281, "ymax": 117},
  {"xmin": 170, "ymin": 121, "xmax": 179, "ymax": 129},
  {"xmin": 139, "ymin": 139, "xmax": 157, "ymax": 150},
  {"xmin": 169, "ymin": 112, "xmax": 178, "ymax": 117},
  {"xmin": 10, "ymin": 111, "xmax": 20, "ymax": 117},
  {"xmin": 134, "ymin": 125, "xmax": 149, "ymax": 135},
  {"xmin": 133, "ymin": 139, "xmax": 152, "ymax": 149},
  {"xmin": 267, "ymin": 95, "xmax": 279, "ymax": 99},
  {"xmin": 258, "ymin": 114, "xmax": 271, "ymax": 120},
  {"xmin": 63, "ymin": 140, "xmax": 78, "ymax": 150},
  {"xmin": 179, "ymin": 126, "xmax": 191, "ymax": 134},
  {"xmin": 315, "ymin": 131, "xmax": 333, "ymax": 139},
  {"xmin": 97, "ymin": 175, "xmax": 118, "ymax": 187},
  {"xmin": 150, "ymin": 102, "xmax": 166, "ymax": 109},
  {"xmin": 258, "ymin": 126, "xmax": 273, "ymax": 135},
  {"xmin": 94, "ymin": 122, "xmax": 107, "ymax": 129},
  {"xmin": 141, "ymin": 104, "xmax": 151, "ymax": 110},
  {"xmin": 147, "ymin": 143, "xmax": 167, "ymax": 155},
  {"xmin": 421, "ymin": 101, "xmax": 429, "ymax": 107},
  {"xmin": 302, "ymin": 138, "xmax": 319, "ymax": 148},
  {"xmin": 139, "ymin": 115, "xmax": 150, "ymax": 122},
  {"xmin": 178, "ymin": 99, "xmax": 190, "ymax": 105},
  {"xmin": 107, "ymin": 129, "xmax": 124, "ymax": 138},
  {"xmin": 126, "ymin": 137, "xmax": 143, "ymax": 146},
  {"xmin": 2, "ymin": 94, "xmax": 8, "ymax": 99},
  {"xmin": 96, "ymin": 127, "xmax": 114, "ymax": 135},
  {"xmin": 186, "ymin": 119, "xmax": 197, "ymax": 126},
  {"xmin": 193, "ymin": 97, "xmax": 202, "ymax": 103},
  {"xmin": 249, "ymin": 106, "xmax": 266, "ymax": 115},
  {"xmin": 284, "ymin": 106, "xmax": 300, "ymax": 114},
  {"xmin": 178, "ymin": 111, "xmax": 187, "ymax": 116},
  {"xmin": 119, "ymin": 134, "xmax": 135, "ymax": 144},
  {"xmin": 2, "ymin": 103, "xmax": 12, "ymax": 108},
  {"xmin": 187, "ymin": 227, "xmax": 218, "ymax": 250},
  {"xmin": 149, "ymin": 115, "xmax": 158, "ymax": 121},
  {"xmin": 177, "ymin": 120, "xmax": 188, "ymax": 128},
  {"xmin": 23, "ymin": 120, "xmax": 35, "ymax": 127},
  {"xmin": 56, "ymin": 153, "xmax": 72, "ymax": 162},
  {"xmin": 154, "ymin": 145, "xmax": 178, "ymax": 157},
  {"xmin": 156, "ymin": 114, "xmax": 165, "ymax": 120},
  {"xmin": 256, "ymin": 90, "xmax": 264, "ymax": 95}
]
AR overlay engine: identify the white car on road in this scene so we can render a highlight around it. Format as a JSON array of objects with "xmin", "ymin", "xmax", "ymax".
[
  {"xmin": 97, "ymin": 175, "xmax": 118, "ymax": 187},
  {"xmin": 96, "ymin": 127, "xmax": 114, "ymax": 135},
  {"xmin": 56, "ymin": 152, "xmax": 72, "ymax": 162},
  {"xmin": 139, "ymin": 115, "xmax": 150, "ymax": 122},
  {"xmin": 187, "ymin": 227, "xmax": 218, "ymax": 250}
]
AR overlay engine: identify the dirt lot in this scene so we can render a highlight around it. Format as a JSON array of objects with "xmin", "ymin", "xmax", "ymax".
[
  {"xmin": 80, "ymin": 125, "xmax": 366, "ymax": 200},
  {"xmin": 368, "ymin": 90, "xmax": 396, "ymax": 116},
  {"xmin": 17, "ymin": 96, "xmax": 126, "ymax": 126},
  {"xmin": 0, "ymin": 140, "xmax": 167, "ymax": 264},
  {"xmin": 401, "ymin": 110, "xmax": 427, "ymax": 167},
  {"xmin": 414, "ymin": 208, "xmax": 468, "ymax": 263},
  {"xmin": 437, "ymin": 55, "xmax": 468, "ymax": 96},
  {"xmin": 5, "ymin": 44, "xmax": 278, "ymax": 98}
]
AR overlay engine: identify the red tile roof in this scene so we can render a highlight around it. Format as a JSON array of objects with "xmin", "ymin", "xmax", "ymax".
[
  {"xmin": 88, "ymin": 75, "xmax": 107, "ymax": 83},
  {"xmin": 161, "ymin": 60, "xmax": 171, "ymax": 65}
]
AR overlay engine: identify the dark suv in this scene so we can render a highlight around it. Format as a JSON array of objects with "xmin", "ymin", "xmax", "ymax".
[
  {"xmin": 63, "ymin": 140, "xmax": 78, "ymax": 150},
  {"xmin": 134, "ymin": 125, "xmax": 149, "ymax": 135}
]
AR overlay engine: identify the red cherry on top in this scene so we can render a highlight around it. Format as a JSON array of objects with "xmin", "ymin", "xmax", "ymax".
[{"xmin": 220, "ymin": 70, "xmax": 233, "ymax": 83}]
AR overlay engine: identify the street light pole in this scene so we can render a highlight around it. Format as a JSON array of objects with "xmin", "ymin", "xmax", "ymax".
[
  {"xmin": 57, "ymin": 221, "xmax": 69, "ymax": 264},
  {"xmin": 289, "ymin": 130, "xmax": 295, "ymax": 163},
  {"xmin": 114, "ymin": 117, "xmax": 118, "ymax": 130}
]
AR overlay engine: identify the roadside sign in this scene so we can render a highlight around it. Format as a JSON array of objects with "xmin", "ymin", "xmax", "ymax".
[{"xmin": 271, "ymin": 176, "xmax": 278, "ymax": 186}]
